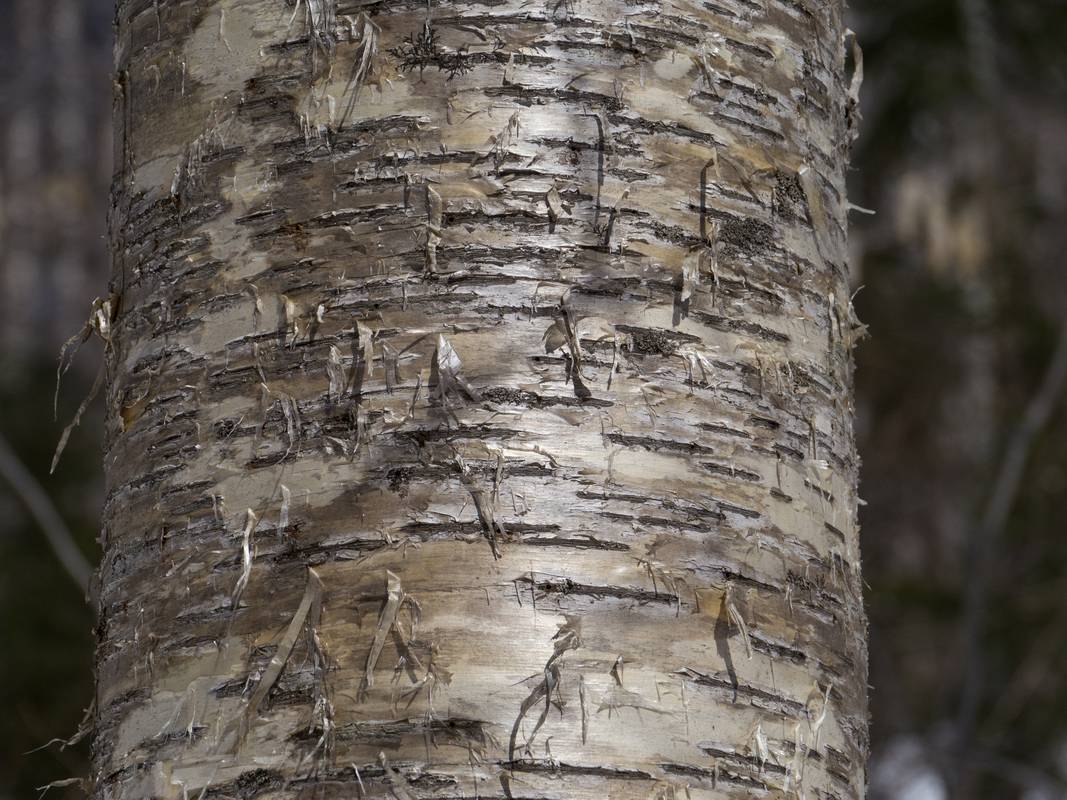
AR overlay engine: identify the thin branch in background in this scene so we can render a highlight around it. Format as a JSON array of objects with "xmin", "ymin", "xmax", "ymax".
[
  {"xmin": 954, "ymin": 321, "xmax": 1067, "ymax": 786},
  {"xmin": 984, "ymin": 578, "xmax": 1067, "ymax": 731},
  {"xmin": 0, "ymin": 430, "xmax": 91, "ymax": 595},
  {"xmin": 959, "ymin": 0, "xmax": 1000, "ymax": 98}
]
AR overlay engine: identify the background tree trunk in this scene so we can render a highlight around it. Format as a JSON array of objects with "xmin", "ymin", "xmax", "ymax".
[{"xmin": 96, "ymin": 1, "xmax": 866, "ymax": 798}]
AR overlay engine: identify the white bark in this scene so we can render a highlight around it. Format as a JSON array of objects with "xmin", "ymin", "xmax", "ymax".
[{"xmin": 95, "ymin": 1, "xmax": 867, "ymax": 797}]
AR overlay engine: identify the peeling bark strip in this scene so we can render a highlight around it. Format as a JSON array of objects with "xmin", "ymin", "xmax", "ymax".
[{"xmin": 98, "ymin": 1, "xmax": 866, "ymax": 798}]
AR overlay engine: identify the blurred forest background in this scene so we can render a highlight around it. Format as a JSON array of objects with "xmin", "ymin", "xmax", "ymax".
[{"xmin": 1, "ymin": 1, "xmax": 1066, "ymax": 798}]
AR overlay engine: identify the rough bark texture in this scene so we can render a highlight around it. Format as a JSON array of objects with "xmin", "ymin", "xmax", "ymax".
[{"xmin": 97, "ymin": 1, "xmax": 866, "ymax": 798}]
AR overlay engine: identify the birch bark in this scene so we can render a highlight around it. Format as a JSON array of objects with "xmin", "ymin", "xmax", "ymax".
[{"xmin": 96, "ymin": 1, "xmax": 867, "ymax": 797}]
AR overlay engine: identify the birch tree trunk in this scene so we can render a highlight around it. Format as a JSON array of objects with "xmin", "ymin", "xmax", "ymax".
[{"xmin": 96, "ymin": 1, "xmax": 867, "ymax": 798}]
